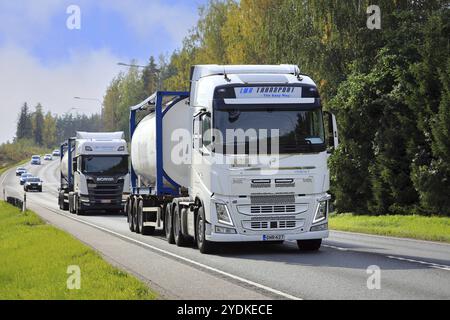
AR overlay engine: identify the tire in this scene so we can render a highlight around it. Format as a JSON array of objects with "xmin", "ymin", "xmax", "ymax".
[
  {"xmin": 69, "ymin": 193, "xmax": 76, "ymax": 214},
  {"xmin": 127, "ymin": 198, "xmax": 135, "ymax": 232},
  {"xmin": 196, "ymin": 206, "xmax": 215, "ymax": 254},
  {"xmin": 75, "ymin": 196, "xmax": 84, "ymax": 216},
  {"xmin": 297, "ymin": 239, "xmax": 322, "ymax": 252},
  {"xmin": 165, "ymin": 204, "xmax": 175, "ymax": 244},
  {"xmin": 173, "ymin": 203, "xmax": 188, "ymax": 247},
  {"xmin": 59, "ymin": 192, "xmax": 69, "ymax": 211},
  {"xmin": 138, "ymin": 200, "xmax": 155, "ymax": 236},
  {"xmin": 134, "ymin": 199, "xmax": 140, "ymax": 234},
  {"xmin": 68, "ymin": 194, "xmax": 73, "ymax": 214}
]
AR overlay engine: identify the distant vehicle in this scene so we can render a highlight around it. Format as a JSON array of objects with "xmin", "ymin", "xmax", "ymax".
[
  {"xmin": 15, "ymin": 167, "xmax": 27, "ymax": 176},
  {"xmin": 52, "ymin": 150, "xmax": 61, "ymax": 157},
  {"xmin": 31, "ymin": 155, "xmax": 41, "ymax": 165},
  {"xmin": 20, "ymin": 173, "xmax": 33, "ymax": 185},
  {"xmin": 44, "ymin": 154, "xmax": 53, "ymax": 161},
  {"xmin": 58, "ymin": 132, "xmax": 129, "ymax": 215},
  {"xmin": 24, "ymin": 177, "xmax": 43, "ymax": 192}
]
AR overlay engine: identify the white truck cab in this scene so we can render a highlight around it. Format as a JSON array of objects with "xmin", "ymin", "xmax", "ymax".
[{"xmin": 59, "ymin": 132, "xmax": 130, "ymax": 215}]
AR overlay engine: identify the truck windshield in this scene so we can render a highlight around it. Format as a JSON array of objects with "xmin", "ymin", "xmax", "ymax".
[
  {"xmin": 214, "ymin": 108, "xmax": 325, "ymax": 154},
  {"xmin": 81, "ymin": 156, "xmax": 128, "ymax": 175}
]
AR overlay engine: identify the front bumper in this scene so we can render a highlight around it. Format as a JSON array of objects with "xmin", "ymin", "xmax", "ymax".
[
  {"xmin": 79, "ymin": 197, "xmax": 125, "ymax": 211},
  {"xmin": 26, "ymin": 185, "xmax": 42, "ymax": 191},
  {"xmin": 206, "ymin": 230, "xmax": 329, "ymax": 242},
  {"xmin": 205, "ymin": 194, "xmax": 330, "ymax": 243}
]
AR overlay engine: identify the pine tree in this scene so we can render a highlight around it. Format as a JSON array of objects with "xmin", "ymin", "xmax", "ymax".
[
  {"xmin": 33, "ymin": 104, "xmax": 45, "ymax": 146},
  {"xmin": 142, "ymin": 56, "xmax": 159, "ymax": 95},
  {"xmin": 16, "ymin": 103, "xmax": 33, "ymax": 140}
]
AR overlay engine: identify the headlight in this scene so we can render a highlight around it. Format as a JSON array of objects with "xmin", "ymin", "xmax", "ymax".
[
  {"xmin": 216, "ymin": 203, "xmax": 234, "ymax": 226},
  {"xmin": 313, "ymin": 201, "xmax": 328, "ymax": 224}
]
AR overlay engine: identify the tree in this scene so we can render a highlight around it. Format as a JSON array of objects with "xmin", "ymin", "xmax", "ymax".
[
  {"xmin": 142, "ymin": 56, "xmax": 160, "ymax": 95},
  {"xmin": 33, "ymin": 103, "xmax": 45, "ymax": 146},
  {"xmin": 43, "ymin": 112, "xmax": 57, "ymax": 148},
  {"xmin": 16, "ymin": 103, "xmax": 33, "ymax": 140}
]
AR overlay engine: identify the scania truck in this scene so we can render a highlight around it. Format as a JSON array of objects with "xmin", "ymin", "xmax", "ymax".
[
  {"xmin": 58, "ymin": 132, "xmax": 130, "ymax": 215},
  {"xmin": 126, "ymin": 65, "xmax": 339, "ymax": 253}
]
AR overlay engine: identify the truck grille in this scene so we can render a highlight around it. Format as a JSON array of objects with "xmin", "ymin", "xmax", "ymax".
[
  {"xmin": 245, "ymin": 220, "xmax": 300, "ymax": 230},
  {"xmin": 251, "ymin": 195, "xmax": 295, "ymax": 205},
  {"xmin": 87, "ymin": 182, "xmax": 124, "ymax": 203},
  {"xmin": 250, "ymin": 205, "xmax": 296, "ymax": 214},
  {"xmin": 237, "ymin": 203, "xmax": 308, "ymax": 216}
]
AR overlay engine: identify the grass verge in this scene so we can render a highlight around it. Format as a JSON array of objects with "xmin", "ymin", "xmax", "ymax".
[
  {"xmin": 329, "ymin": 213, "xmax": 450, "ymax": 243},
  {"xmin": 0, "ymin": 201, "xmax": 158, "ymax": 300},
  {"xmin": 0, "ymin": 159, "xmax": 28, "ymax": 176}
]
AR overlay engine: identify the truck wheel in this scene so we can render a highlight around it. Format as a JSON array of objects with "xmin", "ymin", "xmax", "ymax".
[
  {"xmin": 165, "ymin": 205, "xmax": 175, "ymax": 244},
  {"xmin": 128, "ymin": 198, "xmax": 135, "ymax": 232},
  {"xmin": 134, "ymin": 199, "xmax": 140, "ymax": 234},
  {"xmin": 138, "ymin": 200, "xmax": 155, "ymax": 236},
  {"xmin": 69, "ymin": 193, "xmax": 75, "ymax": 214},
  {"xmin": 75, "ymin": 196, "xmax": 84, "ymax": 216},
  {"xmin": 173, "ymin": 203, "xmax": 188, "ymax": 247},
  {"xmin": 59, "ymin": 192, "xmax": 69, "ymax": 211},
  {"xmin": 297, "ymin": 239, "xmax": 322, "ymax": 252},
  {"xmin": 196, "ymin": 206, "xmax": 215, "ymax": 254}
]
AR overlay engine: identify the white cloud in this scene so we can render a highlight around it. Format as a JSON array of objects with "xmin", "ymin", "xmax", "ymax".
[
  {"xmin": 0, "ymin": 45, "xmax": 121, "ymax": 143},
  {"xmin": 103, "ymin": 0, "xmax": 201, "ymax": 45},
  {"xmin": 0, "ymin": 0, "xmax": 63, "ymax": 46}
]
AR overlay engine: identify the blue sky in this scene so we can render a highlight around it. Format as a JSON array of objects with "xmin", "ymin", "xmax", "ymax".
[{"xmin": 0, "ymin": 0, "xmax": 206, "ymax": 143}]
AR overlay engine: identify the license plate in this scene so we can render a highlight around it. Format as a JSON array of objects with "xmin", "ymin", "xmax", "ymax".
[
  {"xmin": 101, "ymin": 200, "xmax": 111, "ymax": 204},
  {"xmin": 263, "ymin": 235, "xmax": 285, "ymax": 241}
]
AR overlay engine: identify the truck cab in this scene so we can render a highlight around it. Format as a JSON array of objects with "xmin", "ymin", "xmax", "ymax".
[
  {"xmin": 189, "ymin": 65, "xmax": 338, "ymax": 250},
  {"xmin": 127, "ymin": 65, "xmax": 339, "ymax": 254},
  {"xmin": 59, "ymin": 132, "xmax": 130, "ymax": 215}
]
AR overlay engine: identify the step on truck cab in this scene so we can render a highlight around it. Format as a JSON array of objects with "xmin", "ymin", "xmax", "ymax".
[
  {"xmin": 126, "ymin": 65, "xmax": 339, "ymax": 253},
  {"xmin": 58, "ymin": 132, "xmax": 130, "ymax": 215}
]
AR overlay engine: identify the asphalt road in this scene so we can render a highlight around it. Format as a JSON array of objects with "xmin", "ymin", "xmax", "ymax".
[{"xmin": 1, "ymin": 160, "xmax": 449, "ymax": 300}]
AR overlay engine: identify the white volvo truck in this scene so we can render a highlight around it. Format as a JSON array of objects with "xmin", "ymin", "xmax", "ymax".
[
  {"xmin": 126, "ymin": 65, "xmax": 339, "ymax": 254},
  {"xmin": 58, "ymin": 132, "xmax": 130, "ymax": 215}
]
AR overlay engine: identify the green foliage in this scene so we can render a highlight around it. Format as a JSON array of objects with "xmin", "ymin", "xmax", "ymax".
[
  {"xmin": 33, "ymin": 103, "xmax": 45, "ymax": 146},
  {"xmin": 16, "ymin": 103, "xmax": 33, "ymax": 140},
  {"xmin": 0, "ymin": 139, "xmax": 50, "ymax": 168},
  {"xmin": 329, "ymin": 213, "xmax": 450, "ymax": 243}
]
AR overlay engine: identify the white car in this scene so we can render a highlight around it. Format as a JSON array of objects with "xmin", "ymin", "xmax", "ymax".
[
  {"xmin": 24, "ymin": 177, "xmax": 43, "ymax": 192},
  {"xmin": 20, "ymin": 173, "xmax": 33, "ymax": 185},
  {"xmin": 31, "ymin": 155, "xmax": 41, "ymax": 165},
  {"xmin": 16, "ymin": 167, "xmax": 27, "ymax": 176},
  {"xmin": 44, "ymin": 154, "xmax": 53, "ymax": 161},
  {"xmin": 52, "ymin": 150, "xmax": 61, "ymax": 157}
]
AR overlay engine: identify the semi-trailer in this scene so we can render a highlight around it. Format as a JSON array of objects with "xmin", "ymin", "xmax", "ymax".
[
  {"xmin": 126, "ymin": 65, "xmax": 339, "ymax": 254},
  {"xmin": 58, "ymin": 132, "xmax": 130, "ymax": 215}
]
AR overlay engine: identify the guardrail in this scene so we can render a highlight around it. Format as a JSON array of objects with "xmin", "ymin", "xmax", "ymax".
[{"xmin": 5, "ymin": 194, "xmax": 26, "ymax": 212}]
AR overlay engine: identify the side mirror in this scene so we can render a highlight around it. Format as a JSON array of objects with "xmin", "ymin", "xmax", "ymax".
[
  {"xmin": 72, "ymin": 158, "xmax": 78, "ymax": 172},
  {"xmin": 324, "ymin": 111, "xmax": 339, "ymax": 153}
]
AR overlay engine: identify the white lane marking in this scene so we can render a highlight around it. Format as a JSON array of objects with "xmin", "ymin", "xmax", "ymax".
[
  {"xmin": 323, "ymin": 245, "xmax": 349, "ymax": 252},
  {"xmin": 0, "ymin": 168, "xmax": 12, "ymax": 188},
  {"xmin": 387, "ymin": 256, "xmax": 450, "ymax": 272},
  {"xmin": 36, "ymin": 202, "xmax": 302, "ymax": 301},
  {"xmin": 323, "ymin": 244, "xmax": 450, "ymax": 272}
]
